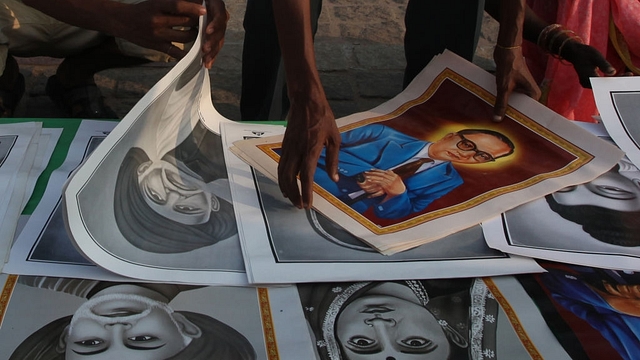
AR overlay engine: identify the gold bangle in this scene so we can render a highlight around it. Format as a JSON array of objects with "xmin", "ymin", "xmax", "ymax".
[
  {"xmin": 495, "ymin": 44, "xmax": 522, "ymax": 50},
  {"xmin": 553, "ymin": 37, "xmax": 573, "ymax": 59},
  {"xmin": 537, "ymin": 24, "xmax": 563, "ymax": 48},
  {"xmin": 556, "ymin": 35, "xmax": 583, "ymax": 59}
]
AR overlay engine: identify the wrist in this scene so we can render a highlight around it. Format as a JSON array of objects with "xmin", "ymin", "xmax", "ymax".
[
  {"xmin": 286, "ymin": 72, "xmax": 326, "ymax": 102},
  {"xmin": 536, "ymin": 24, "xmax": 583, "ymax": 60}
]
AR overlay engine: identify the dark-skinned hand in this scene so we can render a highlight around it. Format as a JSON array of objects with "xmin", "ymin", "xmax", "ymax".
[
  {"xmin": 493, "ymin": 45, "xmax": 542, "ymax": 122},
  {"xmin": 202, "ymin": 0, "xmax": 229, "ymax": 68},
  {"xmin": 110, "ymin": 0, "xmax": 206, "ymax": 59},
  {"xmin": 277, "ymin": 93, "xmax": 341, "ymax": 209},
  {"xmin": 561, "ymin": 40, "xmax": 617, "ymax": 88},
  {"xmin": 114, "ymin": 0, "xmax": 228, "ymax": 68}
]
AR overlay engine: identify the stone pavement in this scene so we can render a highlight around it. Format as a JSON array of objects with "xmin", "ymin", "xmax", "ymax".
[{"xmin": 11, "ymin": 0, "xmax": 498, "ymax": 120}]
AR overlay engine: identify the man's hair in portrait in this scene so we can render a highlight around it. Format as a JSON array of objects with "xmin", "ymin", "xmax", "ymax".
[
  {"xmin": 456, "ymin": 128, "xmax": 515, "ymax": 158},
  {"xmin": 9, "ymin": 312, "xmax": 256, "ymax": 360},
  {"xmin": 114, "ymin": 147, "xmax": 237, "ymax": 253},
  {"xmin": 546, "ymin": 194, "xmax": 640, "ymax": 247}
]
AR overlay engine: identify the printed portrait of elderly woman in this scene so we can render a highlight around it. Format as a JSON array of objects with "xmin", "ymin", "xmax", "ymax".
[
  {"xmin": 298, "ymin": 278, "xmax": 507, "ymax": 360},
  {"xmin": 8, "ymin": 277, "xmax": 256, "ymax": 360},
  {"xmin": 114, "ymin": 120, "xmax": 237, "ymax": 253}
]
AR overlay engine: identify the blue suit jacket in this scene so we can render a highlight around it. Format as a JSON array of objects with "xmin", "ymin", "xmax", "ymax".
[
  {"xmin": 539, "ymin": 270, "xmax": 640, "ymax": 360},
  {"xmin": 315, "ymin": 124, "xmax": 463, "ymax": 219}
]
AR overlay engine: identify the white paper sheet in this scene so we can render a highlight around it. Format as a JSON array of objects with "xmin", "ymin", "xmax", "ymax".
[
  {"xmin": 0, "ymin": 275, "xmax": 316, "ymax": 359},
  {"xmin": 296, "ymin": 277, "xmax": 572, "ymax": 359},
  {"xmin": 483, "ymin": 122, "xmax": 640, "ymax": 271},
  {"xmin": 0, "ymin": 122, "xmax": 41, "ymax": 264},
  {"xmin": 63, "ymin": 17, "xmax": 247, "ymax": 285},
  {"xmin": 232, "ymin": 51, "xmax": 624, "ymax": 255},
  {"xmin": 591, "ymin": 76, "xmax": 640, "ymax": 167},
  {"xmin": 486, "ymin": 276, "xmax": 573, "ymax": 360},
  {"xmin": 223, "ymin": 122, "xmax": 542, "ymax": 283},
  {"xmin": 3, "ymin": 120, "xmax": 124, "ymax": 281},
  {"xmin": 21, "ymin": 128, "xmax": 62, "ymax": 209},
  {"xmin": 0, "ymin": 128, "xmax": 61, "ymax": 264}
]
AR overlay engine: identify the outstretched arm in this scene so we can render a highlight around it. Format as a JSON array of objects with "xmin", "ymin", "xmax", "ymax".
[
  {"xmin": 23, "ymin": 0, "xmax": 227, "ymax": 63},
  {"xmin": 486, "ymin": 0, "xmax": 615, "ymax": 96},
  {"xmin": 273, "ymin": 0, "xmax": 341, "ymax": 209},
  {"xmin": 490, "ymin": 0, "xmax": 541, "ymax": 122},
  {"xmin": 520, "ymin": 5, "xmax": 615, "ymax": 88}
]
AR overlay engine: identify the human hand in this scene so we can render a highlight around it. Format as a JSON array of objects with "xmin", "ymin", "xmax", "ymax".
[
  {"xmin": 278, "ymin": 94, "xmax": 341, "ymax": 209},
  {"xmin": 602, "ymin": 282, "xmax": 640, "ymax": 300},
  {"xmin": 202, "ymin": 0, "xmax": 229, "ymax": 68},
  {"xmin": 561, "ymin": 40, "xmax": 617, "ymax": 88},
  {"xmin": 492, "ymin": 45, "xmax": 542, "ymax": 122},
  {"xmin": 358, "ymin": 169, "xmax": 406, "ymax": 200},
  {"xmin": 111, "ymin": 0, "xmax": 206, "ymax": 59},
  {"xmin": 593, "ymin": 282, "xmax": 640, "ymax": 316}
]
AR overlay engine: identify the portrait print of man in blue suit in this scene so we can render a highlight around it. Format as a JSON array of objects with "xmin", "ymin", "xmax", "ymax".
[{"xmin": 314, "ymin": 123, "xmax": 515, "ymax": 220}]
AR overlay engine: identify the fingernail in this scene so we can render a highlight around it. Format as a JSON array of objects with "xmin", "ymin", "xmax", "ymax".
[{"xmin": 492, "ymin": 115, "xmax": 503, "ymax": 123}]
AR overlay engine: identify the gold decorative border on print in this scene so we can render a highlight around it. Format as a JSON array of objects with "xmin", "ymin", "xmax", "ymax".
[
  {"xmin": 256, "ymin": 68, "xmax": 593, "ymax": 235},
  {"xmin": 483, "ymin": 278, "xmax": 543, "ymax": 360},
  {"xmin": 0, "ymin": 275, "xmax": 17, "ymax": 327},
  {"xmin": 258, "ymin": 288, "xmax": 280, "ymax": 360}
]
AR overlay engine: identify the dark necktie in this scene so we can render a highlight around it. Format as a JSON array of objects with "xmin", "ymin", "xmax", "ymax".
[{"xmin": 392, "ymin": 157, "xmax": 434, "ymax": 179}]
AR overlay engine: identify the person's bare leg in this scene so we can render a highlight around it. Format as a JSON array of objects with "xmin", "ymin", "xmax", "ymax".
[
  {"xmin": 49, "ymin": 38, "xmax": 151, "ymax": 118},
  {"xmin": 55, "ymin": 37, "xmax": 150, "ymax": 89},
  {"xmin": 0, "ymin": 55, "xmax": 24, "ymax": 117}
]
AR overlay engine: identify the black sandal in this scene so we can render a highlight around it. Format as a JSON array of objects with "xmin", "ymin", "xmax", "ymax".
[
  {"xmin": 0, "ymin": 73, "xmax": 25, "ymax": 117},
  {"xmin": 45, "ymin": 75, "xmax": 118, "ymax": 119}
]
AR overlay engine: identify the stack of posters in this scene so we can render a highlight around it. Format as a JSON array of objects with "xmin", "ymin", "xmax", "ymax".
[
  {"xmin": 61, "ymin": 22, "xmax": 247, "ymax": 286},
  {"xmin": 1, "ymin": 270, "xmax": 610, "ymax": 359},
  {"xmin": 0, "ymin": 13, "xmax": 637, "ymax": 360},
  {"xmin": 231, "ymin": 50, "xmax": 623, "ymax": 255},
  {"xmin": 58, "ymin": 46, "xmax": 609, "ymax": 284},
  {"xmin": 3, "ymin": 120, "xmax": 123, "ymax": 281},
  {"xmin": 222, "ymin": 121, "xmax": 543, "ymax": 283},
  {"xmin": 485, "ymin": 77, "xmax": 640, "ymax": 271},
  {"xmin": 0, "ymin": 122, "xmax": 61, "ymax": 266},
  {"xmin": 0, "ymin": 274, "xmax": 316, "ymax": 359}
]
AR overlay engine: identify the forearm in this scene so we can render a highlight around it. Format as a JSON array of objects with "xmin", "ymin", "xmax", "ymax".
[
  {"xmin": 485, "ymin": 0, "xmax": 553, "ymax": 46},
  {"xmin": 496, "ymin": 0, "xmax": 526, "ymax": 47},
  {"xmin": 522, "ymin": 6, "xmax": 547, "ymax": 44},
  {"xmin": 272, "ymin": 0, "xmax": 325, "ymax": 101},
  {"xmin": 23, "ymin": 0, "xmax": 130, "ymax": 37},
  {"xmin": 24, "ymin": 0, "xmax": 206, "ymax": 59},
  {"xmin": 273, "ymin": 0, "xmax": 340, "ymax": 209}
]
